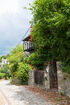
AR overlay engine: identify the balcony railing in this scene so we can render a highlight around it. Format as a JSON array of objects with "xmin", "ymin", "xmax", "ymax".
[{"xmin": 23, "ymin": 41, "xmax": 34, "ymax": 52}]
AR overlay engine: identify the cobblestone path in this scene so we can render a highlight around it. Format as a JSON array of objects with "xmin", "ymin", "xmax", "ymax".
[{"xmin": 0, "ymin": 80, "xmax": 52, "ymax": 105}]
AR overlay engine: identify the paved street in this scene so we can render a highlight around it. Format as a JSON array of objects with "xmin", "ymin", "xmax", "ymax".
[
  {"xmin": 0, "ymin": 80, "xmax": 52, "ymax": 105},
  {"xmin": 0, "ymin": 92, "xmax": 5, "ymax": 105}
]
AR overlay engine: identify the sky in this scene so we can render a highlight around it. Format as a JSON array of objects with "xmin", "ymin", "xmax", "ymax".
[{"xmin": 0, "ymin": 0, "xmax": 33, "ymax": 56}]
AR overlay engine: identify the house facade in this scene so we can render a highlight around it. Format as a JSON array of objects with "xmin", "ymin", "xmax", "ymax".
[{"xmin": 1, "ymin": 58, "xmax": 8, "ymax": 68}]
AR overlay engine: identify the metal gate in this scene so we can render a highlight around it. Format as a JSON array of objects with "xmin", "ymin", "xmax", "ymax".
[{"xmin": 34, "ymin": 70, "xmax": 44, "ymax": 85}]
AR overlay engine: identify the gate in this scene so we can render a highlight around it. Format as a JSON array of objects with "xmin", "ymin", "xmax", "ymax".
[{"xmin": 34, "ymin": 70, "xmax": 44, "ymax": 85}]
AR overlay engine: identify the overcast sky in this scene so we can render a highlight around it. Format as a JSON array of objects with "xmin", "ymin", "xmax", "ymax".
[{"xmin": 0, "ymin": 0, "xmax": 33, "ymax": 56}]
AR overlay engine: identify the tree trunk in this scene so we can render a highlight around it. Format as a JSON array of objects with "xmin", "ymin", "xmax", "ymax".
[{"xmin": 49, "ymin": 61, "xmax": 58, "ymax": 89}]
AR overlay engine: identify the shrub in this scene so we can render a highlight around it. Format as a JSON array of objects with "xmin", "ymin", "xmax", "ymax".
[
  {"xmin": 0, "ymin": 73, "xmax": 6, "ymax": 79},
  {"xmin": 59, "ymin": 62, "xmax": 70, "ymax": 74},
  {"xmin": 0, "ymin": 64, "xmax": 11, "ymax": 79},
  {"xmin": 27, "ymin": 53, "xmax": 45, "ymax": 70},
  {"xmin": 59, "ymin": 90, "xmax": 64, "ymax": 96},
  {"xmin": 16, "ymin": 63, "xmax": 32, "ymax": 84},
  {"xmin": 8, "ymin": 44, "xmax": 24, "ymax": 79}
]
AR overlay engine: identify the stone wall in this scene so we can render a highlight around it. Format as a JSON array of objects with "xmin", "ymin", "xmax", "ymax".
[
  {"xmin": 58, "ymin": 70, "xmax": 70, "ymax": 97},
  {"xmin": 28, "ymin": 69, "xmax": 50, "ymax": 90},
  {"xmin": 44, "ymin": 70, "xmax": 50, "ymax": 89},
  {"xmin": 28, "ymin": 70, "xmax": 34, "ymax": 86},
  {"xmin": 28, "ymin": 66, "xmax": 70, "ymax": 97}
]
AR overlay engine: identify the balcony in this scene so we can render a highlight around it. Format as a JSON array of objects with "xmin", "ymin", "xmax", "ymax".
[{"xmin": 23, "ymin": 41, "xmax": 34, "ymax": 52}]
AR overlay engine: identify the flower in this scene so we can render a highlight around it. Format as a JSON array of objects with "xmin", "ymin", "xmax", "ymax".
[
  {"xmin": 37, "ymin": 54, "xmax": 39, "ymax": 57},
  {"xmin": 30, "ymin": 64, "xmax": 32, "ymax": 66},
  {"xmin": 29, "ymin": 37, "xmax": 32, "ymax": 42},
  {"xmin": 51, "ymin": 61, "xmax": 54, "ymax": 64},
  {"xmin": 29, "ymin": 34, "xmax": 31, "ymax": 37},
  {"xmin": 28, "ymin": 61, "xmax": 31, "ymax": 63}
]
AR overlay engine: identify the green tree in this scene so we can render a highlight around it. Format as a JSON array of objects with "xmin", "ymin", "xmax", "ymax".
[
  {"xmin": 8, "ymin": 44, "xmax": 32, "ymax": 84},
  {"xmin": 30, "ymin": 0, "xmax": 70, "ymax": 89},
  {"xmin": 16, "ymin": 63, "xmax": 31, "ymax": 84},
  {"xmin": 0, "ymin": 64, "xmax": 11, "ymax": 79},
  {"xmin": 0, "ymin": 55, "xmax": 7, "ymax": 62},
  {"xmin": 8, "ymin": 45, "xmax": 24, "ymax": 76}
]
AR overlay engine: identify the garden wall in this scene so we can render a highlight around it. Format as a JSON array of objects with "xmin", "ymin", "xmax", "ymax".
[
  {"xmin": 28, "ymin": 69, "xmax": 50, "ymax": 89},
  {"xmin": 28, "ymin": 65, "xmax": 70, "ymax": 97},
  {"xmin": 58, "ymin": 70, "xmax": 70, "ymax": 97}
]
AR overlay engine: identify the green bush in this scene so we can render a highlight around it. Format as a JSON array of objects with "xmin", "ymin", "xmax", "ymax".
[
  {"xmin": 8, "ymin": 44, "xmax": 24, "ymax": 81},
  {"xmin": 59, "ymin": 90, "xmax": 64, "ymax": 96},
  {"xmin": 0, "ymin": 73, "xmax": 6, "ymax": 79},
  {"xmin": 0, "ymin": 64, "xmax": 11, "ymax": 79},
  {"xmin": 26, "ymin": 53, "xmax": 45, "ymax": 70},
  {"xmin": 59, "ymin": 62, "xmax": 70, "ymax": 74},
  {"xmin": 16, "ymin": 63, "xmax": 32, "ymax": 84},
  {"xmin": 8, "ymin": 45, "xmax": 33, "ymax": 84}
]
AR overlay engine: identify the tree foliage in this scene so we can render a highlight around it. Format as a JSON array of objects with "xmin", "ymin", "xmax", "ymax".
[
  {"xmin": 8, "ymin": 45, "xmax": 24, "ymax": 74},
  {"xmin": 0, "ymin": 55, "xmax": 7, "ymax": 62},
  {"xmin": 0, "ymin": 64, "xmax": 11, "ymax": 79},
  {"xmin": 16, "ymin": 63, "xmax": 31, "ymax": 84},
  {"xmin": 8, "ymin": 44, "xmax": 32, "ymax": 84},
  {"xmin": 30, "ymin": 0, "xmax": 70, "ymax": 70}
]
